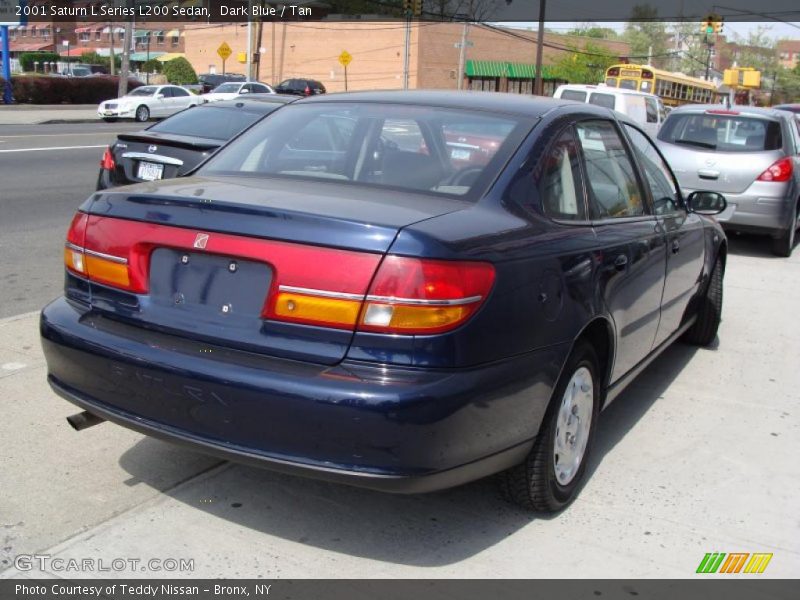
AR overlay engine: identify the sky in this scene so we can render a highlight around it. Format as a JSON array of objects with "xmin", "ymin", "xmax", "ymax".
[{"xmin": 503, "ymin": 21, "xmax": 800, "ymax": 41}]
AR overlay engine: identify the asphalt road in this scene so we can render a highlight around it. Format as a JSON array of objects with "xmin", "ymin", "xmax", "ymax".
[{"xmin": 0, "ymin": 123, "xmax": 140, "ymax": 318}]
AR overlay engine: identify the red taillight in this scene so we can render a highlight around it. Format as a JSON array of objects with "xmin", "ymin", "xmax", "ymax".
[
  {"xmin": 304, "ymin": 85, "xmax": 311, "ymax": 96},
  {"xmin": 357, "ymin": 256, "xmax": 495, "ymax": 335},
  {"xmin": 63, "ymin": 214, "xmax": 495, "ymax": 335},
  {"xmin": 100, "ymin": 147, "xmax": 115, "ymax": 170},
  {"xmin": 756, "ymin": 157, "xmax": 793, "ymax": 182}
]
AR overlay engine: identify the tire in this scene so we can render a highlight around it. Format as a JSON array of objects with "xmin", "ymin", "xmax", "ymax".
[
  {"xmin": 135, "ymin": 105, "xmax": 150, "ymax": 122},
  {"xmin": 102, "ymin": 117, "xmax": 118, "ymax": 123},
  {"xmin": 499, "ymin": 341, "xmax": 600, "ymax": 512},
  {"xmin": 683, "ymin": 256, "xmax": 723, "ymax": 346},
  {"xmin": 771, "ymin": 219, "xmax": 796, "ymax": 258}
]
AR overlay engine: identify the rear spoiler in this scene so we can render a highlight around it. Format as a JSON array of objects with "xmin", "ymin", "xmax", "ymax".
[{"xmin": 117, "ymin": 132, "xmax": 221, "ymax": 152}]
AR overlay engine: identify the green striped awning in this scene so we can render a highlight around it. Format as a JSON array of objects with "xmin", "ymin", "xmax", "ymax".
[
  {"xmin": 465, "ymin": 60, "xmax": 558, "ymax": 80},
  {"xmin": 129, "ymin": 51, "xmax": 166, "ymax": 61}
]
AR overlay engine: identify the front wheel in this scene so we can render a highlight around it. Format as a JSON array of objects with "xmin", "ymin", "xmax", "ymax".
[
  {"xmin": 682, "ymin": 256, "xmax": 723, "ymax": 346},
  {"xmin": 135, "ymin": 105, "xmax": 150, "ymax": 122},
  {"xmin": 499, "ymin": 341, "xmax": 600, "ymax": 512}
]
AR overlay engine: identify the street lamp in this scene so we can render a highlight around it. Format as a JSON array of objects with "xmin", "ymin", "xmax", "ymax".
[{"xmin": 145, "ymin": 31, "xmax": 151, "ymax": 84}]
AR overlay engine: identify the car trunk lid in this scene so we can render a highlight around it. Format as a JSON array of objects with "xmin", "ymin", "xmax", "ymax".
[{"xmin": 73, "ymin": 176, "xmax": 469, "ymax": 364}]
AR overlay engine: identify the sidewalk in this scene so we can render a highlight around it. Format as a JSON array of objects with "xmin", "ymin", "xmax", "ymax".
[{"xmin": 0, "ymin": 104, "xmax": 98, "ymax": 125}]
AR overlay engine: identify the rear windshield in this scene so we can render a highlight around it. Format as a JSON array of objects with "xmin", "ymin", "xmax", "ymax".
[
  {"xmin": 212, "ymin": 83, "xmax": 241, "ymax": 94},
  {"xmin": 200, "ymin": 103, "xmax": 528, "ymax": 198},
  {"xmin": 588, "ymin": 93, "xmax": 616, "ymax": 109},
  {"xmin": 148, "ymin": 106, "xmax": 272, "ymax": 140},
  {"xmin": 560, "ymin": 90, "xmax": 587, "ymax": 102},
  {"xmin": 658, "ymin": 113, "xmax": 783, "ymax": 152}
]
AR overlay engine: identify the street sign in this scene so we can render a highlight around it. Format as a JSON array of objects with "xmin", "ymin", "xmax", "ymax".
[
  {"xmin": 217, "ymin": 42, "xmax": 233, "ymax": 62},
  {"xmin": 338, "ymin": 50, "xmax": 352, "ymax": 68}
]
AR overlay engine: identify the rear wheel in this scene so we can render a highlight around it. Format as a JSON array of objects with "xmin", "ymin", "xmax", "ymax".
[
  {"xmin": 683, "ymin": 255, "xmax": 723, "ymax": 346},
  {"xmin": 135, "ymin": 105, "xmax": 150, "ymax": 122},
  {"xmin": 771, "ymin": 215, "xmax": 797, "ymax": 257},
  {"xmin": 500, "ymin": 342, "xmax": 600, "ymax": 512}
]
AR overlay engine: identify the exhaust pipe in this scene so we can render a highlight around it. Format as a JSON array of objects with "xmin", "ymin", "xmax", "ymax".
[{"xmin": 66, "ymin": 411, "xmax": 105, "ymax": 431}]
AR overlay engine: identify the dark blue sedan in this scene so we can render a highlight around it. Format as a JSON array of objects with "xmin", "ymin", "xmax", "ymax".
[{"xmin": 41, "ymin": 91, "xmax": 728, "ymax": 511}]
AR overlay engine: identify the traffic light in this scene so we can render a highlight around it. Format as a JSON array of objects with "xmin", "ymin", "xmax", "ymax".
[
  {"xmin": 403, "ymin": 0, "xmax": 421, "ymax": 16},
  {"xmin": 714, "ymin": 16, "xmax": 724, "ymax": 34},
  {"xmin": 413, "ymin": 0, "xmax": 422, "ymax": 16},
  {"xmin": 704, "ymin": 15, "xmax": 714, "ymax": 35}
]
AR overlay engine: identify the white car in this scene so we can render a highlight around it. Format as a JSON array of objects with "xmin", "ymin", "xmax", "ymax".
[
  {"xmin": 200, "ymin": 81, "xmax": 275, "ymax": 103},
  {"xmin": 98, "ymin": 85, "xmax": 199, "ymax": 122}
]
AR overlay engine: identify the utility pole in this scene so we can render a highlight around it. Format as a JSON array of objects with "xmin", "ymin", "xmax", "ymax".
[
  {"xmin": 402, "ymin": 12, "xmax": 411, "ymax": 89},
  {"xmin": 108, "ymin": 23, "xmax": 115, "ymax": 76},
  {"xmin": 118, "ymin": 18, "xmax": 133, "ymax": 96},
  {"xmin": 533, "ymin": 0, "xmax": 546, "ymax": 96},
  {"xmin": 246, "ymin": 0, "xmax": 252, "ymax": 81},
  {"xmin": 456, "ymin": 22, "xmax": 470, "ymax": 91}
]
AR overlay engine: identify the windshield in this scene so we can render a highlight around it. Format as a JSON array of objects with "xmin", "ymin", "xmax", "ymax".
[
  {"xmin": 658, "ymin": 113, "xmax": 783, "ymax": 152},
  {"xmin": 149, "ymin": 106, "xmax": 272, "ymax": 140},
  {"xmin": 128, "ymin": 87, "xmax": 157, "ymax": 97},
  {"xmin": 201, "ymin": 103, "xmax": 528, "ymax": 197},
  {"xmin": 212, "ymin": 83, "xmax": 241, "ymax": 94}
]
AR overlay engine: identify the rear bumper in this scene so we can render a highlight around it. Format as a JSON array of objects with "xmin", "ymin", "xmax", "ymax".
[
  {"xmin": 685, "ymin": 184, "xmax": 794, "ymax": 236},
  {"xmin": 41, "ymin": 297, "xmax": 565, "ymax": 492}
]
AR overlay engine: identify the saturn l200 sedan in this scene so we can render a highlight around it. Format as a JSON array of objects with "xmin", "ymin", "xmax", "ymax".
[{"xmin": 42, "ymin": 91, "xmax": 728, "ymax": 512}]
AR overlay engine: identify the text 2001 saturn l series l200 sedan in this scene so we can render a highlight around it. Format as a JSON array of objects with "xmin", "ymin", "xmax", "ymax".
[{"xmin": 41, "ymin": 91, "xmax": 728, "ymax": 512}]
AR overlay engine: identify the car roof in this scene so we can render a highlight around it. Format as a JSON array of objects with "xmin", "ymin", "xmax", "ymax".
[
  {"xmin": 669, "ymin": 104, "xmax": 790, "ymax": 120},
  {"xmin": 294, "ymin": 90, "xmax": 586, "ymax": 117},
  {"xmin": 197, "ymin": 96, "xmax": 296, "ymax": 111}
]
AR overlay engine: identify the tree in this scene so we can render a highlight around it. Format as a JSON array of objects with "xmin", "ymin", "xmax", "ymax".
[
  {"xmin": 552, "ymin": 42, "xmax": 618, "ymax": 85},
  {"xmin": 623, "ymin": 5, "xmax": 669, "ymax": 66},
  {"xmin": 664, "ymin": 21, "xmax": 712, "ymax": 79},
  {"xmin": 141, "ymin": 59, "xmax": 163, "ymax": 75},
  {"xmin": 567, "ymin": 24, "xmax": 619, "ymax": 40},
  {"xmin": 162, "ymin": 57, "xmax": 198, "ymax": 85}
]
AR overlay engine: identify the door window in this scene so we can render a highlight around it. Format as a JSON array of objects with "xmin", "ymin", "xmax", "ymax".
[
  {"xmin": 160, "ymin": 87, "xmax": 174, "ymax": 98},
  {"xmin": 624, "ymin": 125, "xmax": 682, "ymax": 216},
  {"xmin": 171, "ymin": 87, "xmax": 190, "ymax": 97},
  {"xmin": 576, "ymin": 120, "xmax": 645, "ymax": 219},
  {"xmin": 537, "ymin": 127, "xmax": 586, "ymax": 220}
]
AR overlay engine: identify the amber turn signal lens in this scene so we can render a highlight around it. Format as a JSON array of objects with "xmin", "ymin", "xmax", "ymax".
[{"xmin": 273, "ymin": 292, "xmax": 362, "ymax": 329}]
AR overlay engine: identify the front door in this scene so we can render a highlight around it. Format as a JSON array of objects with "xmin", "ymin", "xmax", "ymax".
[{"xmin": 623, "ymin": 125, "xmax": 706, "ymax": 346}]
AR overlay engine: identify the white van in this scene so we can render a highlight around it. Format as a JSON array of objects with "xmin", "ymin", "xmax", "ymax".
[{"xmin": 553, "ymin": 84, "xmax": 666, "ymax": 137}]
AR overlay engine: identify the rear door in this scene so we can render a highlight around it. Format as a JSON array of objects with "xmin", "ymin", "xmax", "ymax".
[
  {"xmin": 576, "ymin": 119, "xmax": 667, "ymax": 380},
  {"xmin": 624, "ymin": 124, "xmax": 705, "ymax": 346}
]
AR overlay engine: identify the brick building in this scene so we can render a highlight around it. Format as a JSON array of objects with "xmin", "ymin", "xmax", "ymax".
[
  {"xmin": 777, "ymin": 40, "xmax": 800, "ymax": 70},
  {"xmin": 182, "ymin": 21, "xmax": 631, "ymax": 93}
]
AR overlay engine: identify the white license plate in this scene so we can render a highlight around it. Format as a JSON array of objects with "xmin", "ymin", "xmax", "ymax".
[
  {"xmin": 137, "ymin": 161, "xmax": 164, "ymax": 181},
  {"xmin": 450, "ymin": 149, "xmax": 471, "ymax": 161},
  {"xmin": 103, "ymin": 110, "xmax": 114, "ymax": 115}
]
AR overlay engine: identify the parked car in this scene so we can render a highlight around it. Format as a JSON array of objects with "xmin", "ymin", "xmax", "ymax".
[
  {"xmin": 657, "ymin": 104, "xmax": 800, "ymax": 256},
  {"xmin": 273, "ymin": 78, "xmax": 326, "ymax": 96},
  {"xmin": 197, "ymin": 73, "xmax": 246, "ymax": 94},
  {"xmin": 201, "ymin": 81, "xmax": 275, "ymax": 103},
  {"xmin": 96, "ymin": 95, "xmax": 296, "ymax": 190},
  {"xmin": 554, "ymin": 84, "xmax": 667, "ymax": 137},
  {"xmin": 43, "ymin": 91, "xmax": 727, "ymax": 512},
  {"xmin": 772, "ymin": 103, "xmax": 800, "ymax": 114},
  {"xmin": 98, "ymin": 85, "xmax": 199, "ymax": 122}
]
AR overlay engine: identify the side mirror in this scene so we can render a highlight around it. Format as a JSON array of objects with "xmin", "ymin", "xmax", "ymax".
[
  {"xmin": 239, "ymin": 88, "xmax": 250, "ymax": 94},
  {"xmin": 156, "ymin": 93, "xmax": 165, "ymax": 99},
  {"xmin": 686, "ymin": 191, "xmax": 727, "ymax": 215}
]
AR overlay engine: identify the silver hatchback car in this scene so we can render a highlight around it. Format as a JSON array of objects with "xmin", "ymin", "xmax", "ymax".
[{"xmin": 657, "ymin": 105, "xmax": 800, "ymax": 256}]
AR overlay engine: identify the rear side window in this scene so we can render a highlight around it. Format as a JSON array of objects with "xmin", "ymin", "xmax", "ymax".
[
  {"xmin": 644, "ymin": 97, "xmax": 658, "ymax": 123},
  {"xmin": 658, "ymin": 113, "xmax": 783, "ymax": 152},
  {"xmin": 589, "ymin": 93, "xmax": 615, "ymax": 110},
  {"xmin": 560, "ymin": 90, "xmax": 587, "ymax": 102},
  {"xmin": 536, "ymin": 127, "xmax": 586, "ymax": 220},
  {"xmin": 148, "ymin": 106, "xmax": 268, "ymax": 140},
  {"xmin": 576, "ymin": 120, "xmax": 645, "ymax": 219}
]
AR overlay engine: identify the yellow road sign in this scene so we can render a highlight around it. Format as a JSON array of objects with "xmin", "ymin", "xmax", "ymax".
[
  {"xmin": 338, "ymin": 51, "xmax": 352, "ymax": 67},
  {"xmin": 217, "ymin": 42, "xmax": 232, "ymax": 62}
]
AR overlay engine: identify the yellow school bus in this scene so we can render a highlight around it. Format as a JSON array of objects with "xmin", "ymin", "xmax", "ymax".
[{"xmin": 604, "ymin": 64, "xmax": 722, "ymax": 107}]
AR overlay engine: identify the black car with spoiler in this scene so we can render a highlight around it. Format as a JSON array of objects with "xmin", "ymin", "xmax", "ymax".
[{"xmin": 97, "ymin": 95, "xmax": 296, "ymax": 190}]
